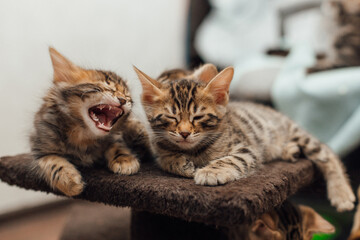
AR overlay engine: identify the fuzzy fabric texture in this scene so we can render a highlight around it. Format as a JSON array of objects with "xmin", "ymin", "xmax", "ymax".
[{"xmin": 0, "ymin": 153, "xmax": 316, "ymax": 226}]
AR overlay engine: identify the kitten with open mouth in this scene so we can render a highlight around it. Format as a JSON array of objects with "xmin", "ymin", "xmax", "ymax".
[{"xmin": 30, "ymin": 48, "xmax": 150, "ymax": 197}]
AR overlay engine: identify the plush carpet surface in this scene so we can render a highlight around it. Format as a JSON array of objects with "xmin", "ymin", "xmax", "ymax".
[{"xmin": 0, "ymin": 153, "xmax": 316, "ymax": 226}]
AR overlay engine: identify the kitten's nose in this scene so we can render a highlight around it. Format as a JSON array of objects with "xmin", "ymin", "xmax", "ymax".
[
  {"xmin": 180, "ymin": 132, "xmax": 190, "ymax": 139},
  {"xmin": 118, "ymin": 98, "xmax": 126, "ymax": 105}
]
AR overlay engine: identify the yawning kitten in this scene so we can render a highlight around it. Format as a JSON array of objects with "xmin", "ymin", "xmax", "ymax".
[
  {"xmin": 227, "ymin": 201, "xmax": 335, "ymax": 240},
  {"xmin": 30, "ymin": 48, "xmax": 147, "ymax": 196},
  {"xmin": 134, "ymin": 64, "xmax": 355, "ymax": 212}
]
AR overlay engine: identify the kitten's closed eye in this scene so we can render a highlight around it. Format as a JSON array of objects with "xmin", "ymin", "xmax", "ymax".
[
  {"xmin": 193, "ymin": 115, "xmax": 204, "ymax": 121},
  {"xmin": 165, "ymin": 115, "xmax": 178, "ymax": 122}
]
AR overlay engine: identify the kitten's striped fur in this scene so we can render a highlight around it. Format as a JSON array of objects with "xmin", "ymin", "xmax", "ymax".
[
  {"xmin": 135, "ymin": 64, "xmax": 355, "ymax": 212},
  {"xmin": 30, "ymin": 48, "xmax": 148, "ymax": 196},
  {"xmin": 228, "ymin": 201, "xmax": 335, "ymax": 240}
]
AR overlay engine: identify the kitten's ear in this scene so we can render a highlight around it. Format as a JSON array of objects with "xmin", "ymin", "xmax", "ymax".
[
  {"xmin": 49, "ymin": 47, "xmax": 81, "ymax": 84},
  {"xmin": 192, "ymin": 64, "xmax": 218, "ymax": 83},
  {"xmin": 133, "ymin": 66, "xmax": 163, "ymax": 104},
  {"xmin": 204, "ymin": 66, "xmax": 234, "ymax": 105},
  {"xmin": 299, "ymin": 205, "xmax": 335, "ymax": 237},
  {"xmin": 251, "ymin": 213, "xmax": 281, "ymax": 239}
]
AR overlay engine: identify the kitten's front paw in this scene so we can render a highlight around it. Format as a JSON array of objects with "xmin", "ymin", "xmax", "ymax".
[
  {"xmin": 282, "ymin": 142, "xmax": 300, "ymax": 162},
  {"xmin": 158, "ymin": 156, "xmax": 195, "ymax": 178},
  {"xmin": 181, "ymin": 160, "xmax": 196, "ymax": 178},
  {"xmin": 55, "ymin": 166, "xmax": 84, "ymax": 197},
  {"xmin": 194, "ymin": 166, "xmax": 240, "ymax": 186},
  {"xmin": 328, "ymin": 181, "xmax": 355, "ymax": 212},
  {"xmin": 109, "ymin": 154, "xmax": 140, "ymax": 175}
]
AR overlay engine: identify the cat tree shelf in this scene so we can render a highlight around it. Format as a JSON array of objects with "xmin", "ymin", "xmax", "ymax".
[{"xmin": 0, "ymin": 153, "xmax": 317, "ymax": 226}]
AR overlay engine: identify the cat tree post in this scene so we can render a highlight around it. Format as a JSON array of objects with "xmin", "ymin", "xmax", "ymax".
[{"xmin": 0, "ymin": 153, "xmax": 317, "ymax": 239}]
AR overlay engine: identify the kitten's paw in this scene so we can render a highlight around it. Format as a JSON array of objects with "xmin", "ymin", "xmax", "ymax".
[
  {"xmin": 328, "ymin": 182, "xmax": 355, "ymax": 212},
  {"xmin": 181, "ymin": 160, "xmax": 196, "ymax": 178},
  {"xmin": 109, "ymin": 154, "xmax": 140, "ymax": 175},
  {"xmin": 54, "ymin": 166, "xmax": 84, "ymax": 197},
  {"xmin": 158, "ymin": 156, "xmax": 195, "ymax": 178},
  {"xmin": 282, "ymin": 142, "xmax": 300, "ymax": 162},
  {"xmin": 194, "ymin": 167, "xmax": 240, "ymax": 186}
]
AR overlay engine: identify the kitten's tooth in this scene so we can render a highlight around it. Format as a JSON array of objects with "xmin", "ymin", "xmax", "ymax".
[
  {"xmin": 109, "ymin": 106, "xmax": 112, "ymax": 110},
  {"xmin": 91, "ymin": 112, "xmax": 99, "ymax": 121}
]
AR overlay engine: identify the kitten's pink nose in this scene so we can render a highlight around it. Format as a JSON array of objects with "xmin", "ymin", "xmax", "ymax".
[
  {"xmin": 180, "ymin": 132, "xmax": 190, "ymax": 139},
  {"xmin": 118, "ymin": 98, "xmax": 126, "ymax": 105}
]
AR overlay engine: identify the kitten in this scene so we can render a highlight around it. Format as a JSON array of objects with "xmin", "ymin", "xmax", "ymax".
[
  {"xmin": 227, "ymin": 201, "xmax": 335, "ymax": 240},
  {"xmin": 349, "ymin": 186, "xmax": 360, "ymax": 240},
  {"xmin": 30, "ymin": 48, "xmax": 147, "ymax": 196},
  {"xmin": 134, "ymin": 63, "xmax": 355, "ymax": 212},
  {"xmin": 308, "ymin": 0, "xmax": 360, "ymax": 73}
]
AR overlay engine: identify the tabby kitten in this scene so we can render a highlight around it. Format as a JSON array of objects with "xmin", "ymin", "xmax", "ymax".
[
  {"xmin": 227, "ymin": 201, "xmax": 335, "ymax": 240},
  {"xmin": 134, "ymin": 63, "xmax": 355, "ymax": 212},
  {"xmin": 30, "ymin": 48, "xmax": 146, "ymax": 196},
  {"xmin": 308, "ymin": 0, "xmax": 360, "ymax": 73}
]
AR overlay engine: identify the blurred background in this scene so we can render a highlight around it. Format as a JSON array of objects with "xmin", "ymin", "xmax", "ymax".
[{"xmin": 0, "ymin": 0, "xmax": 360, "ymax": 239}]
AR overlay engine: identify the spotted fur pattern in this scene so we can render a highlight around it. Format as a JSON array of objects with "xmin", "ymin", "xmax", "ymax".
[
  {"xmin": 228, "ymin": 201, "xmax": 335, "ymax": 240},
  {"xmin": 135, "ymin": 64, "xmax": 355, "ymax": 212},
  {"xmin": 308, "ymin": 0, "xmax": 360, "ymax": 73},
  {"xmin": 30, "ymin": 48, "xmax": 149, "ymax": 196}
]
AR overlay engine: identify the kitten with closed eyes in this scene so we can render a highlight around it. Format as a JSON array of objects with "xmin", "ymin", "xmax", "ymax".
[
  {"xmin": 30, "ymin": 48, "xmax": 149, "ymax": 196},
  {"xmin": 134, "ymin": 63, "xmax": 355, "ymax": 212}
]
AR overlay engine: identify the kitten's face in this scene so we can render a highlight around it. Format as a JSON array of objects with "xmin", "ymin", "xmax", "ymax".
[
  {"xmin": 48, "ymin": 48, "xmax": 132, "ymax": 137},
  {"xmin": 135, "ymin": 64, "xmax": 233, "ymax": 150}
]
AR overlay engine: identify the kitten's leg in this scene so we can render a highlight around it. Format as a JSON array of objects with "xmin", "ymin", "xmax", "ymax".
[
  {"xmin": 38, "ymin": 155, "xmax": 84, "ymax": 197},
  {"xmin": 290, "ymin": 128, "xmax": 355, "ymax": 211},
  {"xmin": 105, "ymin": 141, "xmax": 140, "ymax": 175},
  {"xmin": 122, "ymin": 119, "xmax": 153, "ymax": 162},
  {"xmin": 194, "ymin": 147, "xmax": 256, "ymax": 186},
  {"xmin": 157, "ymin": 154, "xmax": 196, "ymax": 178}
]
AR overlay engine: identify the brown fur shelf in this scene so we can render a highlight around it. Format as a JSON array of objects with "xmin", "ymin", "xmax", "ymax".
[{"xmin": 0, "ymin": 154, "xmax": 316, "ymax": 226}]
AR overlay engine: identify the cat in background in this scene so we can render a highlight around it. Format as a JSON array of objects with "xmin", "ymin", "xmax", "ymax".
[
  {"xmin": 30, "ymin": 48, "xmax": 149, "ymax": 196},
  {"xmin": 227, "ymin": 201, "xmax": 335, "ymax": 240},
  {"xmin": 134, "ymin": 63, "xmax": 355, "ymax": 212},
  {"xmin": 308, "ymin": 0, "xmax": 360, "ymax": 73}
]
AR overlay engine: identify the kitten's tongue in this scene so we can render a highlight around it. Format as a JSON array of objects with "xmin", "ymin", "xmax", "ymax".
[{"xmin": 89, "ymin": 104, "xmax": 123, "ymax": 132}]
